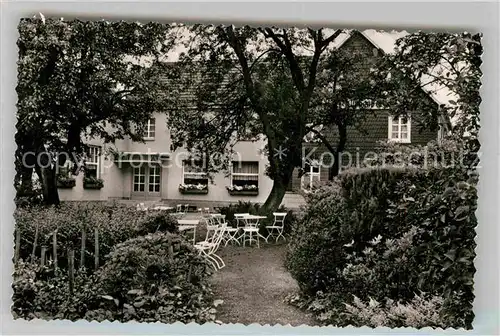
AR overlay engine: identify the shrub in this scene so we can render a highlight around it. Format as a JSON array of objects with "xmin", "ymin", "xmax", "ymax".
[
  {"xmin": 134, "ymin": 212, "xmax": 179, "ymax": 236},
  {"xmin": 89, "ymin": 232, "xmax": 217, "ymax": 324},
  {"xmin": 11, "ymin": 260, "xmax": 100, "ymax": 321},
  {"xmin": 342, "ymin": 294, "xmax": 448, "ymax": 328},
  {"xmin": 13, "ymin": 201, "xmax": 172, "ymax": 270},
  {"xmin": 12, "ymin": 232, "xmax": 219, "ymax": 324},
  {"xmin": 286, "ymin": 161, "xmax": 477, "ymax": 329}
]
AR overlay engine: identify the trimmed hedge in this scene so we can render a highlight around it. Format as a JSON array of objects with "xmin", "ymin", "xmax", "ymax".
[{"xmin": 286, "ymin": 164, "xmax": 477, "ymax": 329}]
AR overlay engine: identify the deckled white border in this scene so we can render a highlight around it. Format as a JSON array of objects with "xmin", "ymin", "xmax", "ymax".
[{"xmin": 1, "ymin": 1, "xmax": 498, "ymax": 335}]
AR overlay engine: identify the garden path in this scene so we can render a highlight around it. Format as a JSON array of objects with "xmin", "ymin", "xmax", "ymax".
[{"xmin": 210, "ymin": 243, "xmax": 318, "ymax": 326}]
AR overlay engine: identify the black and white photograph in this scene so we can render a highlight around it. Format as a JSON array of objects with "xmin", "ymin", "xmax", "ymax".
[{"xmin": 11, "ymin": 14, "xmax": 481, "ymax": 330}]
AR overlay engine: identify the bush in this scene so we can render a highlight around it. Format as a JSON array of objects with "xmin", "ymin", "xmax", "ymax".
[
  {"xmin": 286, "ymin": 161, "xmax": 477, "ymax": 329},
  {"xmin": 134, "ymin": 212, "xmax": 179, "ymax": 236},
  {"xmin": 13, "ymin": 201, "xmax": 179, "ymax": 270},
  {"xmin": 88, "ymin": 232, "xmax": 216, "ymax": 324},
  {"xmin": 12, "ymin": 232, "xmax": 219, "ymax": 324},
  {"xmin": 11, "ymin": 260, "xmax": 100, "ymax": 321}
]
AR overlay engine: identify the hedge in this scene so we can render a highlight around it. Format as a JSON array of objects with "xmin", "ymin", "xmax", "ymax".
[{"xmin": 286, "ymin": 164, "xmax": 477, "ymax": 329}]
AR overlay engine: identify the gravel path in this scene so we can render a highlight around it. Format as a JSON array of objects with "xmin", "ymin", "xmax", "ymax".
[{"xmin": 210, "ymin": 243, "xmax": 318, "ymax": 326}]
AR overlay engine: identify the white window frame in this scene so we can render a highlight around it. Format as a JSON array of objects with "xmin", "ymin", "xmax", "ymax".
[
  {"xmin": 388, "ymin": 115, "xmax": 411, "ymax": 143},
  {"xmin": 85, "ymin": 146, "xmax": 101, "ymax": 179},
  {"xmin": 144, "ymin": 117, "xmax": 156, "ymax": 140},
  {"xmin": 301, "ymin": 160, "xmax": 321, "ymax": 190},
  {"xmin": 230, "ymin": 161, "xmax": 259, "ymax": 187},
  {"xmin": 148, "ymin": 165, "xmax": 161, "ymax": 193},
  {"xmin": 182, "ymin": 161, "xmax": 208, "ymax": 185},
  {"xmin": 133, "ymin": 166, "xmax": 146, "ymax": 192}
]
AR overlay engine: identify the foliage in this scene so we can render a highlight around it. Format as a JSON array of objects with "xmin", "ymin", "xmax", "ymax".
[
  {"xmin": 11, "ymin": 260, "xmax": 100, "ymax": 321},
  {"xmin": 163, "ymin": 24, "xmax": 349, "ymax": 211},
  {"xmin": 286, "ymin": 153, "xmax": 477, "ymax": 328},
  {"xmin": 16, "ymin": 17, "xmax": 172, "ymax": 204},
  {"xmin": 89, "ymin": 232, "xmax": 216, "ymax": 323},
  {"xmin": 375, "ymin": 31, "xmax": 482, "ymax": 156},
  {"xmin": 135, "ymin": 212, "xmax": 179, "ymax": 236},
  {"xmin": 12, "ymin": 232, "xmax": 218, "ymax": 324},
  {"xmin": 14, "ymin": 201, "xmax": 179, "ymax": 270}
]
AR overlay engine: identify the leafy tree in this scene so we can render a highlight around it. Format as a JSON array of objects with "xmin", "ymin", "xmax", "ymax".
[
  {"xmin": 374, "ymin": 31, "xmax": 482, "ymax": 167},
  {"xmin": 163, "ymin": 24, "xmax": 345, "ymax": 211},
  {"xmin": 305, "ymin": 42, "xmax": 386, "ymax": 179},
  {"xmin": 16, "ymin": 17, "xmax": 171, "ymax": 204}
]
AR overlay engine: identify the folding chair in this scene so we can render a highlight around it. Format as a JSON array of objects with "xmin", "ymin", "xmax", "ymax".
[
  {"xmin": 204, "ymin": 216, "xmax": 218, "ymax": 241},
  {"xmin": 242, "ymin": 216, "xmax": 260, "ymax": 248},
  {"xmin": 266, "ymin": 212, "xmax": 287, "ymax": 243},
  {"xmin": 194, "ymin": 223, "xmax": 226, "ymax": 270}
]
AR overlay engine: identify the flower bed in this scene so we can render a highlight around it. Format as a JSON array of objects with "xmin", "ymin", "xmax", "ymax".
[{"xmin": 179, "ymin": 184, "xmax": 208, "ymax": 195}]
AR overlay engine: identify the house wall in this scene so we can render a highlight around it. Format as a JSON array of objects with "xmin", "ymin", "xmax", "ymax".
[{"xmin": 58, "ymin": 113, "xmax": 274, "ymax": 206}]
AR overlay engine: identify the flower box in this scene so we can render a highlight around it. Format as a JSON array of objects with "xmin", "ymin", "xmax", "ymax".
[
  {"xmin": 226, "ymin": 185, "xmax": 259, "ymax": 196},
  {"xmin": 228, "ymin": 189, "xmax": 259, "ymax": 196},
  {"xmin": 57, "ymin": 178, "xmax": 76, "ymax": 189},
  {"xmin": 178, "ymin": 184, "xmax": 208, "ymax": 195},
  {"xmin": 179, "ymin": 188, "xmax": 209, "ymax": 195},
  {"xmin": 83, "ymin": 177, "xmax": 104, "ymax": 190}
]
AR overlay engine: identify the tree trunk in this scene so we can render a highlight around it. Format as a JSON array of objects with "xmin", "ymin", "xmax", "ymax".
[
  {"xmin": 262, "ymin": 179, "xmax": 289, "ymax": 212},
  {"xmin": 35, "ymin": 147, "xmax": 60, "ymax": 206},
  {"xmin": 328, "ymin": 125, "xmax": 347, "ymax": 180},
  {"xmin": 16, "ymin": 166, "xmax": 34, "ymax": 198},
  {"xmin": 40, "ymin": 166, "xmax": 60, "ymax": 206}
]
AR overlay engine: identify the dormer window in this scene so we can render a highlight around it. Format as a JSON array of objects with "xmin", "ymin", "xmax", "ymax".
[{"xmin": 388, "ymin": 115, "xmax": 411, "ymax": 143}]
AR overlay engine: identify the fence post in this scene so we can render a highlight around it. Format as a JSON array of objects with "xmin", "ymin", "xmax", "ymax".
[
  {"xmin": 94, "ymin": 228, "xmax": 99, "ymax": 270},
  {"xmin": 52, "ymin": 229, "xmax": 58, "ymax": 269},
  {"xmin": 68, "ymin": 248, "xmax": 75, "ymax": 296},
  {"xmin": 80, "ymin": 228, "xmax": 86, "ymax": 269},
  {"xmin": 14, "ymin": 229, "xmax": 21, "ymax": 264},
  {"xmin": 31, "ymin": 224, "xmax": 39, "ymax": 261},
  {"xmin": 40, "ymin": 246, "xmax": 47, "ymax": 267},
  {"xmin": 167, "ymin": 236, "xmax": 173, "ymax": 261}
]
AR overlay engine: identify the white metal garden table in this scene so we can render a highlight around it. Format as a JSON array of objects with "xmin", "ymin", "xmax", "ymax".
[{"xmin": 240, "ymin": 215, "xmax": 267, "ymax": 248}]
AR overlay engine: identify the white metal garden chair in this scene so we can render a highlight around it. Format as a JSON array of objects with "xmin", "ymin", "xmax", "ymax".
[
  {"xmin": 212, "ymin": 214, "xmax": 240, "ymax": 246},
  {"xmin": 194, "ymin": 223, "xmax": 226, "ymax": 270},
  {"xmin": 241, "ymin": 215, "xmax": 261, "ymax": 248},
  {"xmin": 265, "ymin": 212, "xmax": 287, "ymax": 243},
  {"xmin": 234, "ymin": 213, "xmax": 250, "ymax": 227},
  {"xmin": 204, "ymin": 215, "xmax": 219, "ymax": 241}
]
